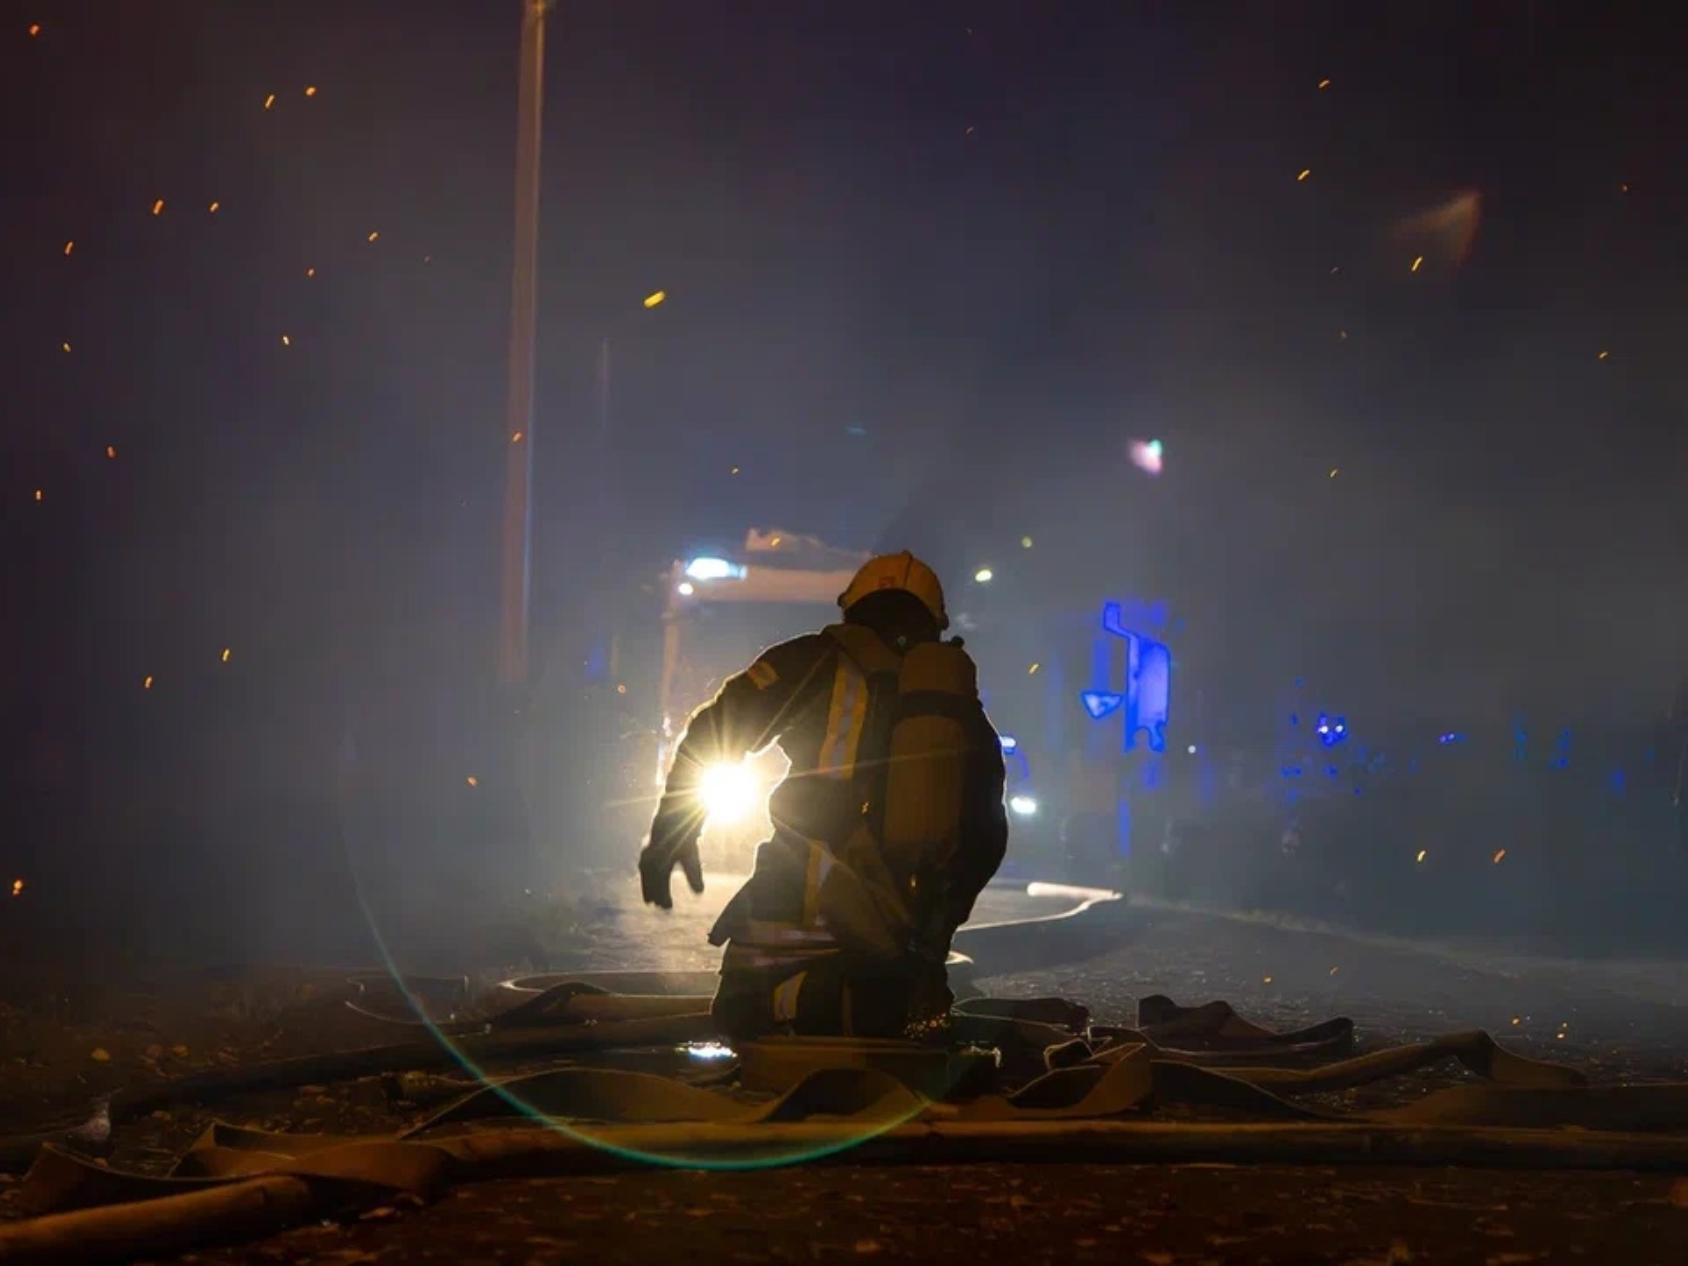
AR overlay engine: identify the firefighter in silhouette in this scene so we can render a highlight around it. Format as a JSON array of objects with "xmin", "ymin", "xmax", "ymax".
[{"xmin": 639, "ymin": 552, "xmax": 1008, "ymax": 1039}]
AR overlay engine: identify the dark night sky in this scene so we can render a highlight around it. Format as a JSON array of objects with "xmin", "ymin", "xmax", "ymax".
[{"xmin": 3, "ymin": 2, "xmax": 1685, "ymax": 938}]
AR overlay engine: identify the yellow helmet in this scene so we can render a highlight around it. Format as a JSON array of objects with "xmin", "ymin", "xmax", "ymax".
[{"xmin": 838, "ymin": 551, "xmax": 948, "ymax": 630}]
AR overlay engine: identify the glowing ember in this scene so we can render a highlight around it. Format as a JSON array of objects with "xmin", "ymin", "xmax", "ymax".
[
  {"xmin": 1297, "ymin": 168, "xmax": 1311, "ymax": 182},
  {"xmin": 1317, "ymin": 78, "xmax": 1331, "ymax": 90},
  {"xmin": 305, "ymin": 266, "xmax": 316, "ymax": 278},
  {"xmin": 10, "ymin": 879, "xmax": 21, "ymax": 897},
  {"xmin": 263, "ymin": 93, "xmax": 276, "ymax": 110},
  {"xmin": 1597, "ymin": 350, "xmax": 1609, "ymax": 360},
  {"xmin": 465, "ymin": 775, "xmax": 479, "ymax": 788},
  {"xmin": 28, "ymin": 23, "xmax": 41, "ymax": 36},
  {"xmin": 367, "ymin": 230, "xmax": 380, "ymax": 243},
  {"xmin": 1027, "ymin": 662, "xmax": 1040, "ymax": 674},
  {"xmin": 1330, "ymin": 467, "xmax": 1340, "ymax": 478},
  {"xmin": 510, "ymin": 431, "xmax": 524, "ymax": 443},
  {"xmin": 1263, "ymin": 976, "xmax": 1274, "ymax": 984},
  {"xmin": 106, "ymin": 445, "xmax": 117, "ymax": 459},
  {"xmin": 1410, "ymin": 255, "xmax": 1424, "ymax": 272},
  {"xmin": 1415, "ymin": 849, "xmax": 1427, "ymax": 863},
  {"xmin": 1399, "ymin": 191, "xmax": 1482, "ymax": 268},
  {"xmin": 304, "ymin": 85, "xmax": 318, "ymax": 97},
  {"xmin": 143, "ymin": 675, "xmax": 154, "ymax": 690},
  {"xmin": 34, "ymin": 488, "xmax": 43, "ymax": 502},
  {"xmin": 151, "ymin": 199, "xmax": 165, "ymax": 216},
  {"xmin": 61, "ymin": 341, "xmax": 71, "ymax": 353},
  {"xmin": 280, "ymin": 334, "xmax": 291, "ymax": 346},
  {"xmin": 63, "ymin": 240, "xmax": 74, "ymax": 256},
  {"xmin": 1492, "ymin": 848, "xmax": 1507, "ymax": 864},
  {"xmin": 220, "ymin": 647, "xmax": 231, "ymax": 663},
  {"xmin": 208, "ymin": 201, "xmax": 220, "ymax": 213},
  {"xmin": 643, "ymin": 290, "xmax": 667, "ymax": 308}
]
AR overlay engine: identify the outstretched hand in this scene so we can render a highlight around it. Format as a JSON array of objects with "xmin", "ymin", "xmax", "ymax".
[{"xmin": 638, "ymin": 830, "xmax": 704, "ymax": 909}]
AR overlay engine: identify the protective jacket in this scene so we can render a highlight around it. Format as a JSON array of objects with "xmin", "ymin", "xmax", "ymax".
[{"xmin": 647, "ymin": 622, "xmax": 1007, "ymax": 1037}]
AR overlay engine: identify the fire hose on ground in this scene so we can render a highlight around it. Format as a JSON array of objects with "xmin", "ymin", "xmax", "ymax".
[{"xmin": 3, "ymin": 886, "xmax": 1687, "ymax": 1265}]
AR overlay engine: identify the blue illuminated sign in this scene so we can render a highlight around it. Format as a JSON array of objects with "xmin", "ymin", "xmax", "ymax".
[
  {"xmin": 1080, "ymin": 601, "xmax": 1171, "ymax": 753},
  {"xmin": 1080, "ymin": 690, "xmax": 1125, "ymax": 720}
]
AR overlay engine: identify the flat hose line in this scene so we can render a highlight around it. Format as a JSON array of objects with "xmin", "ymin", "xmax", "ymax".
[{"xmin": 6, "ymin": 887, "xmax": 1688, "ymax": 1264}]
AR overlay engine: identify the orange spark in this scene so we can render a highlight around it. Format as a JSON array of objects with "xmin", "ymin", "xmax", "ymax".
[
  {"xmin": 263, "ymin": 93, "xmax": 276, "ymax": 110},
  {"xmin": 1415, "ymin": 849, "xmax": 1427, "ymax": 863},
  {"xmin": 28, "ymin": 23, "xmax": 41, "ymax": 37},
  {"xmin": 643, "ymin": 290, "xmax": 667, "ymax": 309},
  {"xmin": 510, "ymin": 431, "xmax": 524, "ymax": 443},
  {"xmin": 1410, "ymin": 255, "xmax": 1424, "ymax": 272},
  {"xmin": 305, "ymin": 266, "xmax": 316, "ymax": 278},
  {"xmin": 34, "ymin": 488, "xmax": 43, "ymax": 502},
  {"xmin": 63, "ymin": 240, "xmax": 74, "ymax": 256},
  {"xmin": 1492, "ymin": 848, "xmax": 1507, "ymax": 864},
  {"xmin": 143, "ymin": 675, "xmax": 154, "ymax": 690},
  {"xmin": 208, "ymin": 201, "xmax": 220, "ymax": 213},
  {"xmin": 1317, "ymin": 78, "xmax": 1331, "ymax": 90},
  {"xmin": 151, "ymin": 199, "xmax": 165, "ymax": 216},
  {"xmin": 367, "ymin": 230, "xmax": 380, "ymax": 243},
  {"xmin": 1398, "ymin": 191, "xmax": 1482, "ymax": 268},
  {"xmin": 304, "ymin": 85, "xmax": 318, "ymax": 97},
  {"xmin": 465, "ymin": 775, "xmax": 479, "ymax": 788},
  {"xmin": 220, "ymin": 647, "xmax": 231, "ymax": 663},
  {"xmin": 1297, "ymin": 168, "xmax": 1311, "ymax": 182},
  {"xmin": 10, "ymin": 878, "xmax": 21, "ymax": 897},
  {"xmin": 280, "ymin": 334, "xmax": 291, "ymax": 346},
  {"xmin": 106, "ymin": 445, "xmax": 117, "ymax": 459},
  {"xmin": 61, "ymin": 341, "xmax": 71, "ymax": 353},
  {"xmin": 1597, "ymin": 350, "xmax": 1609, "ymax": 360},
  {"xmin": 616, "ymin": 683, "xmax": 628, "ymax": 694}
]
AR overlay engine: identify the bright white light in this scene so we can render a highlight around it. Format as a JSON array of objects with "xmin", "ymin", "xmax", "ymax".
[
  {"xmin": 973, "ymin": 567, "xmax": 994, "ymax": 584},
  {"xmin": 1026, "ymin": 881, "xmax": 1120, "ymax": 903},
  {"xmin": 1186, "ymin": 744, "xmax": 1199, "ymax": 755},
  {"xmin": 999, "ymin": 734, "xmax": 1018, "ymax": 754},
  {"xmin": 1009, "ymin": 794, "xmax": 1038, "ymax": 817},
  {"xmin": 698, "ymin": 761, "xmax": 758, "ymax": 824},
  {"xmin": 684, "ymin": 556, "xmax": 745, "ymax": 581},
  {"xmin": 679, "ymin": 1041, "xmax": 735, "ymax": 1061},
  {"xmin": 676, "ymin": 581, "xmax": 696, "ymax": 596},
  {"xmin": 1128, "ymin": 438, "xmax": 1165, "ymax": 476}
]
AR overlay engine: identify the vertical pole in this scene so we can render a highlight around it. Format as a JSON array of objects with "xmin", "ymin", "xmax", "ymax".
[
  {"xmin": 595, "ymin": 335, "xmax": 613, "ymax": 537},
  {"xmin": 597, "ymin": 336, "xmax": 611, "ymax": 448},
  {"xmin": 499, "ymin": 0, "xmax": 546, "ymax": 685}
]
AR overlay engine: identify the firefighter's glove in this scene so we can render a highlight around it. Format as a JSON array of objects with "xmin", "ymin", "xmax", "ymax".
[{"xmin": 639, "ymin": 818, "xmax": 704, "ymax": 909}]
